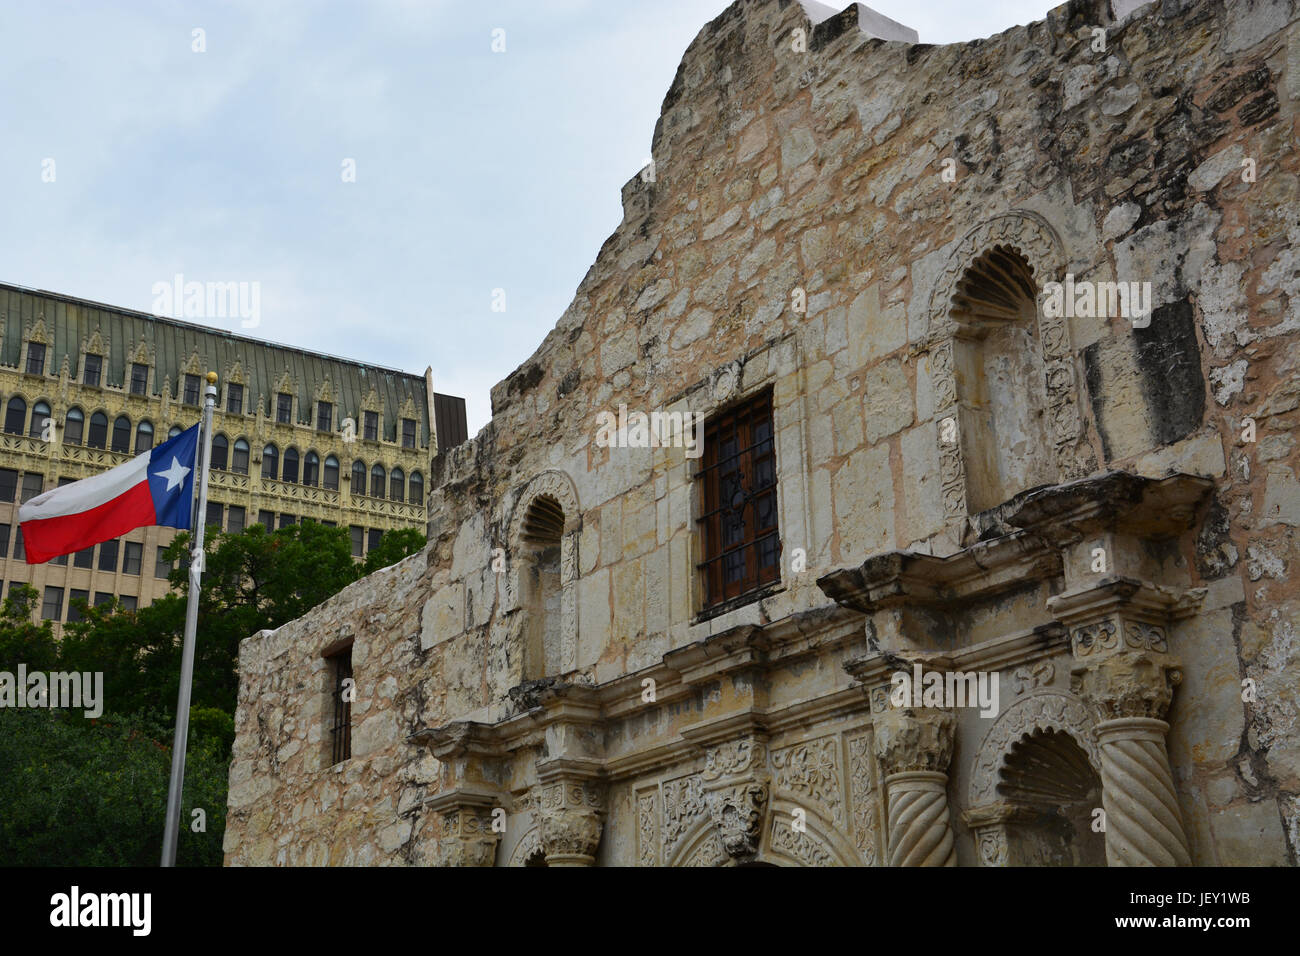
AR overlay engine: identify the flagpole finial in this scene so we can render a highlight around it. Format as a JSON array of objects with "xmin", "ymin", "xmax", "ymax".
[{"xmin": 206, "ymin": 371, "xmax": 218, "ymax": 385}]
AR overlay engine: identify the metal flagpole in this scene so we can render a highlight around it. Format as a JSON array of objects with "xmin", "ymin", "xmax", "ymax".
[{"xmin": 161, "ymin": 371, "xmax": 218, "ymax": 867}]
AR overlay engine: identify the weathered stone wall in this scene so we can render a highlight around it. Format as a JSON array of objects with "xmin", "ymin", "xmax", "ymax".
[{"xmin": 226, "ymin": 0, "xmax": 1300, "ymax": 866}]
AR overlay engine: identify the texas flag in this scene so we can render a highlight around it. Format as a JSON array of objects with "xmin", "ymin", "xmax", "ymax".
[{"xmin": 18, "ymin": 424, "xmax": 201, "ymax": 565}]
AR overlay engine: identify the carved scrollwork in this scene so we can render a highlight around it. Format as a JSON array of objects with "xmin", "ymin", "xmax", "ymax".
[
  {"xmin": 977, "ymin": 827, "xmax": 1009, "ymax": 867},
  {"xmin": 662, "ymin": 774, "xmax": 708, "ymax": 863},
  {"xmin": 702, "ymin": 737, "xmax": 767, "ymax": 781},
  {"xmin": 770, "ymin": 738, "xmax": 842, "ymax": 825},
  {"xmin": 847, "ymin": 732, "xmax": 879, "ymax": 866},
  {"xmin": 637, "ymin": 790, "xmax": 659, "ymax": 866},
  {"xmin": 1124, "ymin": 621, "xmax": 1168, "ymax": 653},
  {"xmin": 1071, "ymin": 619, "xmax": 1120, "ymax": 658},
  {"xmin": 705, "ymin": 781, "xmax": 769, "ymax": 859}
]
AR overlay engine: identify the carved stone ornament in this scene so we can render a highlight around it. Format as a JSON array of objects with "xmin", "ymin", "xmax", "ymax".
[
  {"xmin": 872, "ymin": 707, "xmax": 955, "ymax": 776},
  {"xmin": 705, "ymin": 781, "xmax": 769, "ymax": 859},
  {"xmin": 1072, "ymin": 652, "xmax": 1182, "ymax": 723},
  {"xmin": 539, "ymin": 806, "xmax": 603, "ymax": 865},
  {"xmin": 435, "ymin": 809, "xmax": 499, "ymax": 867}
]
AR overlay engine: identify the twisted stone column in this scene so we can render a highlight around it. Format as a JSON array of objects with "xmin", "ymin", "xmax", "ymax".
[
  {"xmin": 1074, "ymin": 651, "xmax": 1190, "ymax": 867},
  {"xmin": 874, "ymin": 707, "xmax": 956, "ymax": 867}
]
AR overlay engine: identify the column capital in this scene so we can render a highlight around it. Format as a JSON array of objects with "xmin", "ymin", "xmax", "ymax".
[
  {"xmin": 534, "ymin": 777, "xmax": 605, "ymax": 866},
  {"xmin": 433, "ymin": 805, "xmax": 500, "ymax": 867},
  {"xmin": 873, "ymin": 706, "xmax": 955, "ymax": 776},
  {"xmin": 1072, "ymin": 651, "xmax": 1182, "ymax": 723}
]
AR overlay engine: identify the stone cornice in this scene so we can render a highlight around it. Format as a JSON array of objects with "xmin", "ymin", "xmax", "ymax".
[{"xmin": 1008, "ymin": 471, "xmax": 1214, "ymax": 543}]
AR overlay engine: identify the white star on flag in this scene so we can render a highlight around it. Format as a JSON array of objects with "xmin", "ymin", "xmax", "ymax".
[{"xmin": 159, "ymin": 456, "xmax": 191, "ymax": 492}]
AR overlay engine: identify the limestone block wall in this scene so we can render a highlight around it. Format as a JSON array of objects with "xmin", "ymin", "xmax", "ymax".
[{"xmin": 226, "ymin": 0, "xmax": 1300, "ymax": 865}]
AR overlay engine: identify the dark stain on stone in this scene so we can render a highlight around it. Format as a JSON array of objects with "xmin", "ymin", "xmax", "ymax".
[{"xmin": 1134, "ymin": 299, "xmax": 1205, "ymax": 445}]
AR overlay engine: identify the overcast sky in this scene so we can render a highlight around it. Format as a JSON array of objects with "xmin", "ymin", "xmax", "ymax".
[{"xmin": 0, "ymin": 0, "xmax": 1058, "ymax": 435}]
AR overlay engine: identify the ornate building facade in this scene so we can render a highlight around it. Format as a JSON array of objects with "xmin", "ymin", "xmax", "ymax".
[
  {"xmin": 0, "ymin": 282, "xmax": 462, "ymax": 631},
  {"xmin": 225, "ymin": 0, "xmax": 1300, "ymax": 866}
]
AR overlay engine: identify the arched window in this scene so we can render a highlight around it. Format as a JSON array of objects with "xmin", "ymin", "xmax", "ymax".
[
  {"xmin": 135, "ymin": 420, "xmax": 154, "ymax": 455},
  {"xmin": 303, "ymin": 451, "xmax": 320, "ymax": 487},
  {"xmin": 111, "ymin": 415, "xmax": 131, "ymax": 453},
  {"xmin": 211, "ymin": 434, "xmax": 229, "ymax": 471},
  {"xmin": 521, "ymin": 494, "xmax": 566, "ymax": 680},
  {"xmin": 65, "ymin": 407, "xmax": 84, "ymax": 446},
  {"xmin": 323, "ymin": 455, "xmax": 339, "ymax": 491},
  {"xmin": 88, "ymin": 412, "xmax": 109, "ymax": 448},
  {"xmin": 370, "ymin": 464, "xmax": 386, "ymax": 500},
  {"xmin": 28, "ymin": 401, "xmax": 51, "ymax": 439},
  {"xmin": 168, "ymin": 425, "xmax": 183, "ymax": 440},
  {"xmin": 351, "ymin": 460, "xmax": 366, "ymax": 496},
  {"xmin": 389, "ymin": 467, "xmax": 404, "ymax": 503},
  {"xmin": 4, "ymin": 397, "xmax": 26, "ymax": 435},
  {"xmin": 261, "ymin": 444, "xmax": 278, "ymax": 480},
  {"xmin": 232, "ymin": 438, "xmax": 250, "ymax": 475},
  {"xmin": 409, "ymin": 471, "xmax": 423, "ymax": 507},
  {"xmin": 283, "ymin": 447, "xmax": 299, "ymax": 484}
]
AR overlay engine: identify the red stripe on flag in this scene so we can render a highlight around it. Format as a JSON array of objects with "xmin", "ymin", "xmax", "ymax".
[{"xmin": 20, "ymin": 480, "xmax": 158, "ymax": 564}]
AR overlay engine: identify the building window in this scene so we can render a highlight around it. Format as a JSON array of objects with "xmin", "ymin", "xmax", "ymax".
[
  {"xmin": 28, "ymin": 401, "xmax": 50, "ymax": 439},
  {"xmin": 68, "ymin": 589, "xmax": 89, "ymax": 623},
  {"xmin": 370, "ymin": 464, "xmax": 385, "ymax": 500},
  {"xmin": 123, "ymin": 541, "xmax": 143, "ymax": 575},
  {"xmin": 323, "ymin": 455, "xmax": 339, "ymax": 491},
  {"xmin": 351, "ymin": 460, "xmax": 366, "ymax": 495},
  {"xmin": 168, "ymin": 425, "xmax": 183, "ymax": 439},
  {"xmin": 317, "ymin": 402, "xmax": 332, "ymax": 433},
  {"xmin": 111, "ymin": 415, "xmax": 131, "ymax": 454},
  {"xmin": 409, "ymin": 471, "xmax": 423, "ymax": 507},
  {"xmin": 367, "ymin": 528, "xmax": 382, "ymax": 552},
  {"xmin": 389, "ymin": 467, "xmax": 404, "ymax": 503},
  {"xmin": 350, "ymin": 525, "xmax": 364, "ymax": 557},
  {"xmin": 21, "ymin": 473, "xmax": 43, "ymax": 504},
  {"xmin": 0, "ymin": 524, "xmax": 9, "ymax": 557},
  {"xmin": 228, "ymin": 505, "xmax": 246, "ymax": 534},
  {"xmin": 303, "ymin": 451, "xmax": 320, "ymax": 487},
  {"xmin": 98, "ymin": 540, "xmax": 119, "ymax": 573},
  {"xmin": 0, "ymin": 470, "xmax": 14, "ymax": 503},
  {"xmin": 13, "ymin": 527, "xmax": 23, "ymax": 561},
  {"xmin": 88, "ymin": 412, "xmax": 108, "ymax": 448},
  {"xmin": 83, "ymin": 354, "xmax": 102, "ymax": 387},
  {"xmin": 279, "ymin": 513, "xmax": 296, "ymax": 530},
  {"xmin": 65, "ymin": 407, "xmax": 84, "ymax": 445},
  {"xmin": 74, "ymin": 547, "xmax": 94, "ymax": 569},
  {"xmin": 41, "ymin": 586, "xmax": 64, "ymax": 621},
  {"xmin": 261, "ymin": 444, "xmax": 278, "ymax": 480},
  {"xmin": 276, "ymin": 393, "xmax": 292, "ymax": 424},
  {"xmin": 183, "ymin": 374, "xmax": 201, "ymax": 406},
  {"xmin": 211, "ymin": 434, "xmax": 229, "ymax": 471},
  {"xmin": 4, "ymin": 397, "xmax": 26, "ymax": 435},
  {"xmin": 155, "ymin": 546, "xmax": 172, "ymax": 579},
  {"xmin": 232, "ymin": 438, "xmax": 250, "ymax": 475},
  {"xmin": 258, "ymin": 509, "xmax": 274, "ymax": 529},
  {"xmin": 283, "ymin": 448, "xmax": 299, "ymax": 483},
  {"xmin": 401, "ymin": 418, "xmax": 416, "ymax": 449},
  {"xmin": 363, "ymin": 411, "xmax": 378, "ymax": 442},
  {"xmin": 697, "ymin": 390, "xmax": 780, "ymax": 612},
  {"xmin": 130, "ymin": 363, "xmax": 149, "ymax": 396},
  {"xmin": 52, "ymin": 552, "xmax": 68, "ymax": 566},
  {"xmin": 135, "ymin": 420, "xmax": 154, "ymax": 454},
  {"xmin": 93, "ymin": 592, "xmax": 114, "ymax": 608},
  {"xmin": 26, "ymin": 343, "xmax": 46, "ymax": 375},
  {"xmin": 226, "ymin": 383, "xmax": 243, "ymax": 414},
  {"xmin": 119, "ymin": 595, "xmax": 137, "ymax": 612},
  {"xmin": 206, "ymin": 502, "xmax": 223, "ymax": 530},
  {"xmin": 327, "ymin": 645, "xmax": 353, "ymax": 765}
]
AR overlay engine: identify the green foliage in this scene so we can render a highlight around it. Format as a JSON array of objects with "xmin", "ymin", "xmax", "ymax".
[
  {"xmin": 0, "ymin": 584, "xmax": 58, "ymax": 672},
  {"xmin": 0, "ymin": 708, "xmax": 227, "ymax": 866},
  {"xmin": 361, "ymin": 526, "xmax": 425, "ymax": 576}
]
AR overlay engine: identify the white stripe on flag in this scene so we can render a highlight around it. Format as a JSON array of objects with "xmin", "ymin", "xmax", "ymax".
[{"xmin": 18, "ymin": 450, "xmax": 151, "ymax": 523}]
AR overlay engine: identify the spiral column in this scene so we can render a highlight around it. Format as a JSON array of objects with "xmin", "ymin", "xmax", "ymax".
[{"xmin": 874, "ymin": 707, "xmax": 957, "ymax": 867}]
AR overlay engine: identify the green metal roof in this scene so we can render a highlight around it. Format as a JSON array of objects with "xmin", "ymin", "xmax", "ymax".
[{"xmin": 0, "ymin": 282, "xmax": 430, "ymax": 445}]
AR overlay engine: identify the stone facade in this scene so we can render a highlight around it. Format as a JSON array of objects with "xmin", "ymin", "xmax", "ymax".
[{"xmin": 225, "ymin": 0, "xmax": 1300, "ymax": 866}]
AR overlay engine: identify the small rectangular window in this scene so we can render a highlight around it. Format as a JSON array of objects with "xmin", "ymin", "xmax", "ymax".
[
  {"xmin": 350, "ymin": 525, "xmax": 364, "ymax": 557},
  {"xmin": 317, "ymin": 402, "xmax": 332, "ymax": 433},
  {"xmin": 98, "ymin": 539, "xmax": 119, "ymax": 573},
  {"xmin": 0, "ymin": 524, "xmax": 9, "ymax": 558},
  {"xmin": 696, "ymin": 389, "xmax": 780, "ymax": 613},
  {"xmin": 279, "ymin": 513, "xmax": 296, "ymax": 530},
  {"xmin": 327, "ymin": 645, "xmax": 353, "ymax": 765},
  {"xmin": 183, "ymin": 374, "xmax": 201, "ymax": 406},
  {"xmin": 21, "ymin": 473, "xmax": 44, "ymax": 504},
  {"xmin": 206, "ymin": 502, "xmax": 223, "ymax": 530},
  {"xmin": 363, "ymin": 411, "xmax": 378, "ymax": 442},
  {"xmin": 401, "ymin": 418, "xmax": 416, "ymax": 449},
  {"xmin": 155, "ymin": 546, "xmax": 172, "ymax": 579},
  {"xmin": 276, "ymin": 393, "xmax": 292, "ymax": 424},
  {"xmin": 26, "ymin": 343, "xmax": 46, "ymax": 375},
  {"xmin": 226, "ymin": 383, "xmax": 243, "ymax": 414},
  {"xmin": 93, "ymin": 592, "xmax": 114, "ymax": 608},
  {"xmin": 41, "ymin": 586, "xmax": 64, "ymax": 621},
  {"xmin": 14, "ymin": 528, "xmax": 23, "ymax": 561},
  {"xmin": 130, "ymin": 363, "xmax": 149, "ymax": 396},
  {"xmin": 367, "ymin": 528, "xmax": 382, "ymax": 553},
  {"xmin": 68, "ymin": 589, "xmax": 89, "ymax": 623},
  {"xmin": 74, "ymin": 547, "xmax": 94, "ymax": 569},
  {"xmin": 52, "ymin": 552, "xmax": 68, "ymax": 566},
  {"xmin": 123, "ymin": 541, "xmax": 143, "ymax": 575},
  {"xmin": 119, "ymin": 594, "xmax": 137, "ymax": 612},
  {"xmin": 258, "ymin": 509, "xmax": 274, "ymax": 530},
  {"xmin": 83, "ymin": 354, "xmax": 102, "ymax": 386},
  {"xmin": 0, "ymin": 470, "xmax": 15, "ymax": 502},
  {"xmin": 228, "ymin": 505, "xmax": 246, "ymax": 534}
]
